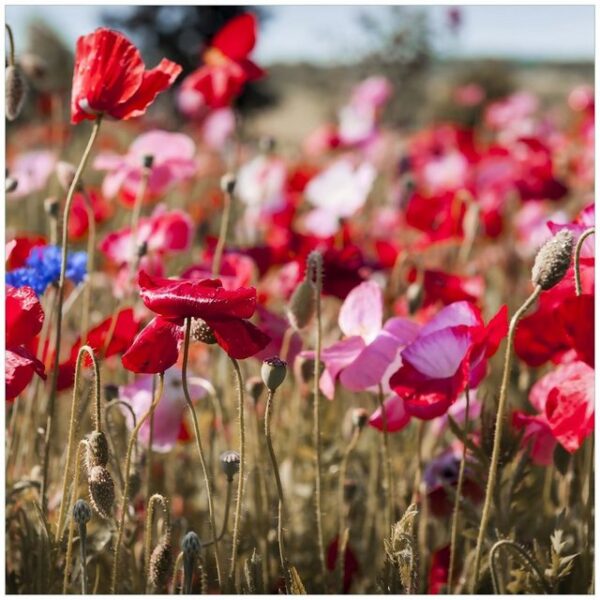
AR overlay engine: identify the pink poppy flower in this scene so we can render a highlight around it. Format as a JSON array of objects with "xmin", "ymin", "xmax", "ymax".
[
  {"xmin": 301, "ymin": 281, "xmax": 420, "ymax": 400},
  {"xmin": 181, "ymin": 251, "xmax": 256, "ymax": 291},
  {"xmin": 201, "ymin": 107, "xmax": 236, "ymax": 150},
  {"xmin": 119, "ymin": 367, "xmax": 208, "ymax": 452},
  {"xmin": 389, "ymin": 301, "xmax": 508, "ymax": 419},
  {"xmin": 548, "ymin": 202, "xmax": 595, "ymax": 262},
  {"xmin": 7, "ymin": 150, "xmax": 56, "ymax": 199},
  {"xmin": 94, "ymin": 130, "xmax": 197, "ymax": 202},
  {"xmin": 304, "ymin": 159, "xmax": 376, "ymax": 237}
]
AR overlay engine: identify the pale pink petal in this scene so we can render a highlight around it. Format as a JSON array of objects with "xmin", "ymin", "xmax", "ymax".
[
  {"xmin": 369, "ymin": 394, "xmax": 411, "ymax": 432},
  {"xmin": 338, "ymin": 281, "xmax": 382, "ymax": 342},
  {"xmin": 420, "ymin": 301, "xmax": 480, "ymax": 336}
]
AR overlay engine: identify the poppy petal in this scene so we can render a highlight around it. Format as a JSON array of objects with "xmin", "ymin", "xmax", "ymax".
[
  {"xmin": 211, "ymin": 13, "xmax": 258, "ymax": 61},
  {"xmin": 6, "ymin": 346, "xmax": 46, "ymax": 401},
  {"xmin": 205, "ymin": 317, "xmax": 271, "ymax": 359},
  {"xmin": 6, "ymin": 285, "xmax": 45, "ymax": 348}
]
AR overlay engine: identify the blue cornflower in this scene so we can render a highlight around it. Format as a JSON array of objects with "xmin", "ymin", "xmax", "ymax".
[{"xmin": 5, "ymin": 245, "xmax": 88, "ymax": 296}]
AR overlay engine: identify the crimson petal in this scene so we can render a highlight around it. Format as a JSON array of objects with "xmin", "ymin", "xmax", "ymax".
[
  {"xmin": 6, "ymin": 346, "xmax": 46, "ymax": 401},
  {"xmin": 205, "ymin": 317, "xmax": 271, "ymax": 359},
  {"xmin": 6, "ymin": 285, "xmax": 45, "ymax": 348}
]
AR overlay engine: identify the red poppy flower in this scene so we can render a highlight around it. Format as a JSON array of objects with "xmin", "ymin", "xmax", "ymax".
[
  {"xmin": 68, "ymin": 189, "xmax": 112, "ymax": 240},
  {"xmin": 326, "ymin": 536, "xmax": 360, "ymax": 593},
  {"xmin": 6, "ymin": 285, "xmax": 46, "ymax": 401},
  {"xmin": 406, "ymin": 267, "xmax": 484, "ymax": 307},
  {"xmin": 6, "ymin": 235, "xmax": 47, "ymax": 270},
  {"xmin": 428, "ymin": 546, "xmax": 451, "ymax": 594},
  {"xmin": 179, "ymin": 13, "xmax": 264, "ymax": 112},
  {"xmin": 71, "ymin": 28, "xmax": 182, "ymax": 124},
  {"xmin": 122, "ymin": 271, "xmax": 270, "ymax": 373}
]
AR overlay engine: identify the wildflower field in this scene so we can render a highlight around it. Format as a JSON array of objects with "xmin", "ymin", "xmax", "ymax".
[{"xmin": 4, "ymin": 6, "xmax": 595, "ymax": 595}]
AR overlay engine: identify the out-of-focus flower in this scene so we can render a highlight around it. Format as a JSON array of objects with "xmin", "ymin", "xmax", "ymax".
[
  {"xmin": 71, "ymin": 28, "xmax": 181, "ymax": 124},
  {"xmin": 514, "ymin": 203, "xmax": 568, "ymax": 258},
  {"xmin": 6, "ymin": 235, "xmax": 46, "ymax": 270},
  {"xmin": 302, "ymin": 281, "xmax": 420, "ymax": 400},
  {"xmin": 428, "ymin": 546, "xmax": 451, "ymax": 594},
  {"xmin": 453, "ymin": 83, "xmax": 485, "ymax": 107},
  {"xmin": 182, "ymin": 251, "xmax": 256, "ymax": 291},
  {"xmin": 94, "ymin": 130, "xmax": 197, "ymax": 203},
  {"xmin": 201, "ymin": 107, "xmax": 236, "ymax": 150},
  {"xmin": 389, "ymin": 301, "xmax": 508, "ymax": 419},
  {"xmin": 326, "ymin": 537, "xmax": 360, "ymax": 593},
  {"xmin": 119, "ymin": 367, "xmax": 207, "ymax": 452},
  {"xmin": 7, "ymin": 150, "xmax": 56, "ymax": 199},
  {"xmin": 547, "ymin": 202, "xmax": 595, "ymax": 262},
  {"xmin": 178, "ymin": 13, "xmax": 264, "ymax": 114},
  {"xmin": 304, "ymin": 159, "xmax": 376, "ymax": 237},
  {"xmin": 68, "ymin": 189, "xmax": 113, "ymax": 240},
  {"xmin": 122, "ymin": 271, "xmax": 270, "ymax": 373},
  {"xmin": 254, "ymin": 305, "xmax": 302, "ymax": 366},
  {"xmin": 6, "ymin": 245, "xmax": 87, "ymax": 296},
  {"xmin": 6, "ymin": 285, "xmax": 46, "ymax": 401},
  {"xmin": 485, "ymin": 92, "xmax": 539, "ymax": 142}
]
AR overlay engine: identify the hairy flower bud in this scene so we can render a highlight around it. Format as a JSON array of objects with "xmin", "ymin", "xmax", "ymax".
[
  {"xmin": 182, "ymin": 531, "xmax": 201, "ymax": 558},
  {"xmin": 43, "ymin": 197, "xmax": 60, "ymax": 219},
  {"xmin": 88, "ymin": 465, "xmax": 115, "ymax": 519},
  {"xmin": 73, "ymin": 498, "xmax": 92, "ymax": 526},
  {"xmin": 191, "ymin": 318, "xmax": 217, "ymax": 345},
  {"xmin": 220, "ymin": 450, "xmax": 241, "ymax": 481},
  {"xmin": 287, "ymin": 279, "xmax": 316, "ymax": 331},
  {"xmin": 86, "ymin": 431, "xmax": 109, "ymax": 468},
  {"xmin": 531, "ymin": 230, "xmax": 574, "ymax": 290},
  {"xmin": 351, "ymin": 408, "xmax": 369, "ymax": 430},
  {"xmin": 149, "ymin": 539, "xmax": 173, "ymax": 591},
  {"xmin": 261, "ymin": 357, "xmax": 287, "ymax": 392},
  {"xmin": 5, "ymin": 65, "xmax": 27, "ymax": 121}
]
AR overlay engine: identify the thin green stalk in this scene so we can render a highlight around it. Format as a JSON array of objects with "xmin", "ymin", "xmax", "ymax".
[
  {"xmin": 448, "ymin": 387, "xmax": 470, "ymax": 593},
  {"xmin": 377, "ymin": 384, "xmax": 394, "ymax": 532},
  {"xmin": 111, "ymin": 372, "xmax": 164, "ymax": 593},
  {"xmin": 471, "ymin": 286, "xmax": 542, "ymax": 592},
  {"xmin": 181, "ymin": 318, "xmax": 223, "ymax": 589},
  {"xmin": 228, "ymin": 357, "xmax": 246, "ymax": 588},
  {"xmin": 41, "ymin": 116, "xmax": 103, "ymax": 514},
  {"xmin": 55, "ymin": 345, "xmax": 101, "ymax": 542},
  {"xmin": 144, "ymin": 493, "xmax": 170, "ymax": 592},
  {"xmin": 575, "ymin": 227, "xmax": 595, "ymax": 296}
]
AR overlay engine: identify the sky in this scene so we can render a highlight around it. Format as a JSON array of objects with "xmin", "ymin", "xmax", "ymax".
[{"xmin": 5, "ymin": 4, "xmax": 595, "ymax": 64}]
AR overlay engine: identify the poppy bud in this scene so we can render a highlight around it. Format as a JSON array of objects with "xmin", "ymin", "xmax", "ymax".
[
  {"xmin": 220, "ymin": 450, "xmax": 241, "ymax": 481},
  {"xmin": 287, "ymin": 279, "xmax": 316, "ymax": 331},
  {"xmin": 261, "ymin": 357, "xmax": 287, "ymax": 392},
  {"xmin": 5, "ymin": 65, "xmax": 27, "ymax": 121},
  {"xmin": 182, "ymin": 531, "xmax": 201, "ymax": 558},
  {"xmin": 104, "ymin": 384, "xmax": 119, "ymax": 402},
  {"xmin": 406, "ymin": 281, "xmax": 424, "ymax": 315},
  {"xmin": 87, "ymin": 431, "xmax": 109, "ymax": 468},
  {"xmin": 5, "ymin": 175, "xmax": 18, "ymax": 194},
  {"xmin": 56, "ymin": 161, "xmax": 81, "ymax": 192},
  {"xmin": 137, "ymin": 240, "xmax": 148, "ymax": 259},
  {"xmin": 245, "ymin": 376, "xmax": 264, "ymax": 404},
  {"xmin": 73, "ymin": 498, "xmax": 92, "ymax": 526},
  {"xmin": 351, "ymin": 408, "xmax": 369, "ymax": 430},
  {"xmin": 142, "ymin": 154, "xmax": 154, "ymax": 170},
  {"xmin": 149, "ymin": 539, "xmax": 173, "ymax": 591},
  {"xmin": 88, "ymin": 465, "xmax": 115, "ymax": 519},
  {"xmin": 43, "ymin": 197, "xmax": 60, "ymax": 219},
  {"xmin": 191, "ymin": 318, "xmax": 217, "ymax": 345},
  {"xmin": 220, "ymin": 173, "xmax": 236, "ymax": 195},
  {"xmin": 531, "ymin": 230, "xmax": 574, "ymax": 291}
]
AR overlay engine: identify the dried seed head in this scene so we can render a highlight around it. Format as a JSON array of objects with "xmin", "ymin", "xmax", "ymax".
[
  {"xmin": 287, "ymin": 279, "xmax": 316, "ymax": 331},
  {"xmin": 72, "ymin": 499, "xmax": 92, "ymax": 526},
  {"xmin": 87, "ymin": 431, "xmax": 109, "ymax": 468},
  {"xmin": 56, "ymin": 161, "xmax": 81, "ymax": 192},
  {"xmin": 88, "ymin": 465, "xmax": 115, "ymax": 519},
  {"xmin": 351, "ymin": 408, "xmax": 369, "ymax": 430},
  {"xmin": 220, "ymin": 173, "xmax": 236, "ymax": 195},
  {"xmin": 182, "ymin": 531, "xmax": 201, "ymax": 558},
  {"xmin": 220, "ymin": 450, "xmax": 241, "ymax": 481},
  {"xmin": 245, "ymin": 376, "xmax": 264, "ymax": 404},
  {"xmin": 43, "ymin": 196, "xmax": 60, "ymax": 219},
  {"xmin": 531, "ymin": 230, "xmax": 574, "ymax": 290},
  {"xmin": 6, "ymin": 65, "xmax": 27, "ymax": 121},
  {"xmin": 261, "ymin": 357, "xmax": 287, "ymax": 392},
  {"xmin": 191, "ymin": 318, "xmax": 217, "ymax": 345},
  {"xmin": 149, "ymin": 539, "xmax": 173, "ymax": 591}
]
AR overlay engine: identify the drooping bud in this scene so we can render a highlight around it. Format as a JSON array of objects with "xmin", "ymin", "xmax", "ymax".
[
  {"xmin": 86, "ymin": 431, "xmax": 109, "ymax": 468},
  {"xmin": 406, "ymin": 281, "xmax": 424, "ymax": 315},
  {"xmin": 261, "ymin": 357, "xmax": 287, "ymax": 392},
  {"xmin": 56, "ymin": 161, "xmax": 81, "ymax": 192},
  {"xmin": 245, "ymin": 376, "xmax": 264, "ymax": 404},
  {"xmin": 531, "ymin": 230, "xmax": 574, "ymax": 290},
  {"xmin": 191, "ymin": 318, "xmax": 217, "ymax": 345},
  {"xmin": 6, "ymin": 174, "xmax": 18, "ymax": 194},
  {"xmin": 220, "ymin": 173, "xmax": 236, "ymax": 195},
  {"xmin": 72, "ymin": 498, "xmax": 92, "ymax": 526},
  {"xmin": 149, "ymin": 539, "xmax": 173, "ymax": 591},
  {"xmin": 43, "ymin": 197, "xmax": 59, "ymax": 219},
  {"xmin": 220, "ymin": 450, "xmax": 241, "ymax": 481},
  {"xmin": 5, "ymin": 65, "xmax": 27, "ymax": 121},
  {"xmin": 287, "ymin": 279, "xmax": 316, "ymax": 331},
  {"xmin": 88, "ymin": 465, "xmax": 115, "ymax": 519},
  {"xmin": 142, "ymin": 154, "xmax": 154, "ymax": 170},
  {"xmin": 351, "ymin": 408, "xmax": 369, "ymax": 430}
]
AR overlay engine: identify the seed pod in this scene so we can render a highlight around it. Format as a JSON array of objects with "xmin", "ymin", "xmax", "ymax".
[
  {"xmin": 261, "ymin": 357, "xmax": 287, "ymax": 392},
  {"xmin": 182, "ymin": 531, "xmax": 201, "ymax": 558},
  {"xmin": 220, "ymin": 450, "xmax": 241, "ymax": 481},
  {"xmin": 245, "ymin": 376, "xmax": 264, "ymax": 404},
  {"xmin": 87, "ymin": 431, "xmax": 109, "ymax": 468},
  {"xmin": 220, "ymin": 173, "xmax": 236, "ymax": 195},
  {"xmin": 43, "ymin": 197, "xmax": 59, "ymax": 219},
  {"xmin": 351, "ymin": 408, "xmax": 369, "ymax": 430},
  {"xmin": 73, "ymin": 498, "xmax": 92, "ymax": 526},
  {"xmin": 531, "ymin": 230, "xmax": 574, "ymax": 290},
  {"xmin": 6, "ymin": 65, "xmax": 27, "ymax": 121},
  {"xmin": 287, "ymin": 279, "xmax": 316, "ymax": 331},
  {"xmin": 149, "ymin": 539, "xmax": 173, "ymax": 591},
  {"xmin": 88, "ymin": 465, "xmax": 115, "ymax": 519},
  {"xmin": 191, "ymin": 318, "xmax": 217, "ymax": 345}
]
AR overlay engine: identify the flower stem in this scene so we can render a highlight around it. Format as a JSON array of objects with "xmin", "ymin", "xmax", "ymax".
[
  {"xmin": 265, "ymin": 389, "xmax": 292, "ymax": 591},
  {"xmin": 448, "ymin": 386, "xmax": 470, "ymax": 593},
  {"xmin": 144, "ymin": 493, "xmax": 170, "ymax": 592},
  {"xmin": 575, "ymin": 227, "xmax": 595, "ymax": 296},
  {"xmin": 212, "ymin": 184, "xmax": 233, "ymax": 277},
  {"xmin": 111, "ymin": 372, "xmax": 164, "ymax": 594},
  {"xmin": 128, "ymin": 160, "xmax": 151, "ymax": 280},
  {"xmin": 471, "ymin": 286, "xmax": 541, "ymax": 592},
  {"xmin": 55, "ymin": 345, "xmax": 101, "ymax": 542},
  {"xmin": 228, "ymin": 357, "xmax": 246, "ymax": 589},
  {"xmin": 181, "ymin": 318, "xmax": 223, "ymax": 589},
  {"xmin": 41, "ymin": 116, "xmax": 103, "ymax": 515},
  {"xmin": 377, "ymin": 384, "xmax": 394, "ymax": 532},
  {"xmin": 5, "ymin": 23, "xmax": 15, "ymax": 66},
  {"xmin": 78, "ymin": 520, "xmax": 89, "ymax": 594}
]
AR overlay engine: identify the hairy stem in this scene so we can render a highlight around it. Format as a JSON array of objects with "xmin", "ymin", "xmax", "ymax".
[
  {"xmin": 144, "ymin": 493, "xmax": 170, "ymax": 592},
  {"xmin": 378, "ymin": 383, "xmax": 394, "ymax": 532},
  {"xmin": 574, "ymin": 227, "xmax": 595, "ymax": 296}
]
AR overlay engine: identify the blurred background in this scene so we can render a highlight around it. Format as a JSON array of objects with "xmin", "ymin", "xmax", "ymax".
[{"xmin": 5, "ymin": 4, "xmax": 595, "ymax": 144}]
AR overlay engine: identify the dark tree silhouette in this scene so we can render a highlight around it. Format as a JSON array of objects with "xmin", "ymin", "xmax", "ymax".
[{"xmin": 102, "ymin": 5, "xmax": 276, "ymax": 113}]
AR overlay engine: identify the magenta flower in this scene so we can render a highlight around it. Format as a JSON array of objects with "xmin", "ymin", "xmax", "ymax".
[
  {"xmin": 119, "ymin": 367, "xmax": 208, "ymax": 452},
  {"xmin": 94, "ymin": 129, "xmax": 197, "ymax": 201},
  {"xmin": 301, "ymin": 281, "xmax": 420, "ymax": 400}
]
